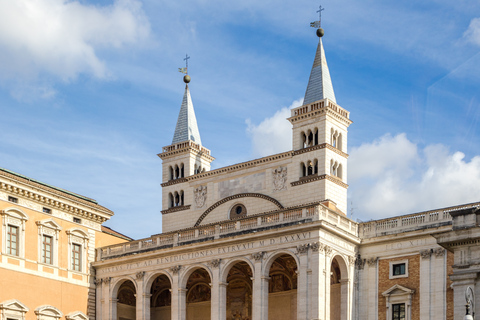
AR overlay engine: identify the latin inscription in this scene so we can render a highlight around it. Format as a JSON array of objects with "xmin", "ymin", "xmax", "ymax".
[
  {"xmin": 98, "ymin": 231, "xmax": 311, "ymax": 274},
  {"xmin": 385, "ymin": 238, "xmax": 427, "ymax": 250}
]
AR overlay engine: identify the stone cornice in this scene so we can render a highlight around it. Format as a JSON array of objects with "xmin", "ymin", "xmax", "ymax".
[
  {"xmin": 293, "ymin": 143, "xmax": 349, "ymax": 158},
  {"xmin": 161, "ymin": 178, "xmax": 188, "ymax": 187},
  {"xmin": 161, "ymin": 205, "xmax": 191, "ymax": 215},
  {"xmin": 287, "ymin": 99, "xmax": 352, "ymax": 127},
  {"xmin": 186, "ymin": 151, "xmax": 294, "ymax": 182},
  {"xmin": 158, "ymin": 141, "xmax": 215, "ymax": 161},
  {"xmin": 0, "ymin": 173, "xmax": 112, "ymax": 222},
  {"xmin": 291, "ymin": 174, "xmax": 348, "ymax": 188}
]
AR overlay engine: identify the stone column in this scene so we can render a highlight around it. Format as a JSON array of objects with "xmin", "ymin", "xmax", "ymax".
[
  {"xmin": 170, "ymin": 266, "xmax": 183, "ymax": 320},
  {"xmin": 252, "ymin": 252, "xmax": 268, "ymax": 320},
  {"xmin": 296, "ymin": 244, "xmax": 309, "ymax": 320},
  {"xmin": 135, "ymin": 271, "xmax": 151, "ymax": 320},
  {"xmin": 366, "ymin": 257, "xmax": 378, "ymax": 320},
  {"xmin": 419, "ymin": 249, "xmax": 432, "ymax": 320},
  {"xmin": 432, "ymin": 248, "xmax": 446, "ymax": 319},
  {"xmin": 209, "ymin": 259, "xmax": 226, "ymax": 320},
  {"xmin": 324, "ymin": 246, "xmax": 333, "ymax": 320},
  {"xmin": 309, "ymin": 242, "xmax": 325, "ymax": 320}
]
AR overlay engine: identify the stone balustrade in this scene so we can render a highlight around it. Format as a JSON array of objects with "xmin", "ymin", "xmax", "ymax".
[
  {"xmin": 162, "ymin": 140, "xmax": 211, "ymax": 156},
  {"xmin": 96, "ymin": 203, "xmax": 358, "ymax": 260},
  {"xmin": 359, "ymin": 202, "xmax": 480, "ymax": 238},
  {"xmin": 290, "ymin": 98, "xmax": 350, "ymax": 119}
]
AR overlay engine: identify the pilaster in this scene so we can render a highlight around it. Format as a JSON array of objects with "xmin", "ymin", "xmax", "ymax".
[
  {"xmin": 296, "ymin": 246, "xmax": 309, "ymax": 319},
  {"xmin": 252, "ymin": 254, "xmax": 268, "ymax": 320}
]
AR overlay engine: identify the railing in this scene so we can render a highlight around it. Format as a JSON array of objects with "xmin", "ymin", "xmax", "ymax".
[
  {"xmin": 162, "ymin": 141, "xmax": 211, "ymax": 156},
  {"xmin": 290, "ymin": 99, "xmax": 350, "ymax": 119},
  {"xmin": 97, "ymin": 203, "xmax": 359, "ymax": 260}
]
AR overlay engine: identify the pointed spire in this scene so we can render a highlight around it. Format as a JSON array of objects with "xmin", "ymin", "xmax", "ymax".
[
  {"xmin": 172, "ymin": 83, "xmax": 202, "ymax": 145},
  {"xmin": 303, "ymin": 32, "xmax": 336, "ymax": 105}
]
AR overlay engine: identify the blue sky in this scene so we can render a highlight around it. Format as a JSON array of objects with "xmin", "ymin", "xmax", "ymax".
[{"xmin": 1, "ymin": 0, "xmax": 479, "ymax": 239}]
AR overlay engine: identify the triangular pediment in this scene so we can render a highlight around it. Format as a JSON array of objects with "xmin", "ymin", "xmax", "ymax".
[
  {"xmin": 36, "ymin": 218, "xmax": 62, "ymax": 230},
  {"xmin": 0, "ymin": 299, "xmax": 29, "ymax": 312},
  {"xmin": 1, "ymin": 207, "xmax": 29, "ymax": 220},
  {"xmin": 65, "ymin": 311, "xmax": 89, "ymax": 320},
  {"xmin": 382, "ymin": 284, "xmax": 415, "ymax": 297}
]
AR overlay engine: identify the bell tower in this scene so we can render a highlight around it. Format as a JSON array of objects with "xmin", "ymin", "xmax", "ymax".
[
  {"xmin": 158, "ymin": 74, "xmax": 214, "ymax": 211},
  {"xmin": 288, "ymin": 22, "xmax": 352, "ymax": 214}
]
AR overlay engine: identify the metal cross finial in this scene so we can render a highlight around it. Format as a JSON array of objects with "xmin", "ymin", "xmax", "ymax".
[
  {"xmin": 310, "ymin": 5, "xmax": 325, "ymax": 28},
  {"xmin": 184, "ymin": 54, "xmax": 190, "ymax": 71}
]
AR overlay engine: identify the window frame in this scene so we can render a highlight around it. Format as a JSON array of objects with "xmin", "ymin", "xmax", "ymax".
[
  {"xmin": 0, "ymin": 299, "xmax": 29, "ymax": 320},
  {"xmin": 1, "ymin": 208, "xmax": 28, "ymax": 259},
  {"xmin": 382, "ymin": 284, "xmax": 414, "ymax": 320},
  {"xmin": 36, "ymin": 219, "xmax": 62, "ymax": 267},
  {"xmin": 389, "ymin": 259, "xmax": 409, "ymax": 279},
  {"xmin": 66, "ymin": 228, "xmax": 89, "ymax": 274},
  {"xmin": 392, "ymin": 303, "xmax": 406, "ymax": 320},
  {"xmin": 42, "ymin": 234, "xmax": 53, "ymax": 265}
]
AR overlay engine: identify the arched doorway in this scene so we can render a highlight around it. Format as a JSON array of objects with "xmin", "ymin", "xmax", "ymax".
[
  {"xmin": 150, "ymin": 274, "xmax": 172, "ymax": 320},
  {"xmin": 268, "ymin": 254, "xmax": 298, "ymax": 320},
  {"xmin": 117, "ymin": 280, "xmax": 136, "ymax": 320},
  {"xmin": 330, "ymin": 255, "xmax": 349, "ymax": 320},
  {"xmin": 186, "ymin": 268, "xmax": 211, "ymax": 320},
  {"xmin": 226, "ymin": 261, "xmax": 253, "ymax": 320}
]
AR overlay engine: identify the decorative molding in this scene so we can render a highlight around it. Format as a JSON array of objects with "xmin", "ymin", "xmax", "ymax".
[
  {"xmin": 208, "ymin": 259, "xmax": 221, "ymax": 268},
  {"xmin": 194, "ymin": 193, "xmax": 283, "ymax": 227},
  {"xmin": 355, "ymin": 256, "xmax": 366, "ymax": 270},
  {"xmin": 348, "ymin": 256, "xmax": 356, "ymax": 265},
  {"xmin": 161, "ymin": 205, "xmax": 191, "ymax": 215},
  {"xmin": 291, "ymin": 174, "xmax": 349, "ymax": 189},
  {"xmin": 293, "ymin": 143, "xmax": 349, "ymax": 159},
  {"xmin": 161, "ymin": 177, "xmax": 188, "ymax": 187},
  {"xmin": 194, "ymin": 186, "xmax": 208, "ymax": 208},
  {"xmin": 296, "ymin": 244, "xmax": 310, "ymax": 254},
  {"xmin": 324, "ymin": 245, "xmax": 333, "ymax": 256},
  {"xmin": 310, "ymin": 241, "xmax": 325, "ymax": 252},
  {"xmin": 420, "ymin": 249, "xmax": 432, "ymax": 259},
  {"xmin": 251, "ymin": 251, "xmax": 266, "ymax": 261},
  {"xmin": 103, "ymin": 277, "xmax": 112, "ymax": 284},
  {"xmin": 366, "ymin": 257, "xmax": 378, "ymax": 266},
  {"xmin": 434, "ymin": 248, "xmax": 445, "ymax": 257},
  {"xmin": 136, "ymin": 271, "xmax": 145, "ymax": 280},
  {"xmin": 0, "ymin": 171, "xmax": 112, "ymax": 222},
  {"xmin": 272, "ymin": 167, "xmax": 288, "ymax": 191},
  {"xmin": 170, "ymin": 265, "xmax": 182, "ymax": 274}
]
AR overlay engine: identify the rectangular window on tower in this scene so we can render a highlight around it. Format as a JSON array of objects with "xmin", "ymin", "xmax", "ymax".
[
  {"xmin": 42, "ymin": 235, "xmax": 53, "ymax": 264},
  {"xmin": 7, "ymin": 225, "xmax": 19, "ymax": 256},
  {"xmin": 72, "ymin": 243, "xmax": 82, "ymax": 272}
]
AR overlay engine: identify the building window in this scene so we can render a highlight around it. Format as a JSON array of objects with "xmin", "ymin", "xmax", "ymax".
[
  {"xmin": 36, "ymin": 219, "xmax": 62, "ymax": 266},
  {"xmin": 72, "ymin": 243, "xmax": 82, "ymax": 271},
  {"xmin": 392, "ymin": 263, "xmax": 405, "ymax": 276},
  {"xmin": 230, "ymin": 203, "xmax": 247, "ymax": 219},
  {"xmin": 392, "ymin": 303, "xmax": 405, "ymax": 320},
  {"xmin": 42, "ymin": 235, "xmax": 53, "ymax": 264},
  {"xmin": 73, "ymin": 217, "xmax": 81, "ymax": 224},
  {"xmin": 1, "ymin": 208, "xmax": 28, "ymax": 259},
  {"xmin": 8, "ymin": 196, "xmax": 18, "ymax": 203},
  {"xmin": 43, "ymin": 207, "xmax": 51, "ymax": 214},
  {"xmin": 7, "ymin": 225, "xmax": 19, "ymax": 256},
  {"xmin": 389, "ymin": 259, "xmax": 409, "ymax": 279}
]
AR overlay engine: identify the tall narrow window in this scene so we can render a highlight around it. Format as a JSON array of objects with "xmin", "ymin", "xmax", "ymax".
[
  {"xmin": 42, "ymin": 235, "xmax": 53, "ymax": 264},
  {"xmin": 7, "ymin": 225, "xmax": 19, "ymax": 256},
  {"xmin": 72, "ymin": 243, "xmax": 81, "ymax": 271},
  {"xmin": 392, "ymin": 303, "xmax": 405, "ymax": 320}
]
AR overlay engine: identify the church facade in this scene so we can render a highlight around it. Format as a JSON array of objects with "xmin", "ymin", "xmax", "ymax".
[{"xmin": 92, "ymin": 27, "xmax": 480, "ymax": 320}]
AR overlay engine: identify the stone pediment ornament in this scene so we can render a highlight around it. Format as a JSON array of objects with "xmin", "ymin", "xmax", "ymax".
[
  {"xmin": 208, "ymin": 259, "xmax": 221, "ymax": 268},
  {"xmin": 65, "ymin": 311, "xmax": 89, "ymax": 320},
  {"xmin": 170, "ymin": 265, "xmax": 182, "ymax": 274},
  {"xmin": 272, "ymin": 166, "xmax": 288, "ymax": 191},
  {"xmin": 194, "ymin": 186, "xmax": 207, "ymax": 208},
  {"xmin": 296, "ymin": 244, "xmax": 310, "ymax": 254},
  {"xmin": 382, "ymin": 284, "xmax": 415, "ymax": 297},
  {"xmin": 0, "ymin": 299, "xmax": 29, "ymax": 313},
  {"xmin": 251, "ymin": 251, "xmax": 266, "ymax": 261}
]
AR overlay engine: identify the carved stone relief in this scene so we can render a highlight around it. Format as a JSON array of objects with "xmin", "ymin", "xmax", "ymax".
[
  {"xmin": 296, "ymin": 244, "xmax": 309, "ymax": 254},
  {"xmin": 208, "ymin": 259, "xmax": 221, "ymax": 268},
  {"xmin": 170, "ymin": 265, "xmax": 182, "ymax": 274},
  {"xmin": 194, "ymin": 186, "xmax": 207, "ymax": 208},
  {"xmin": 272, "ymin": 167, "xmax": 288, "ymax": 191},
  {"xmin": 420, "ymin": 249, "xmax": 432, "ymax": 259},
  {"xmin": 366, "ymin": 257, "xmax": 378, "ymax": 266},
  {"xmin": 251, "ymin": 252, "xmax": 266, "ymax": 261}
]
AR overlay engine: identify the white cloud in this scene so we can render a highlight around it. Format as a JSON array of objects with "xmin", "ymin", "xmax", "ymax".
[
  {"xmin": 349, "ymin": 133, "xmax": 480, "ymax": 220},
  {"xmin": 0, "ymin": 0, "xmax": 150, "ymax": 82},
  {"xmin": 464, "ymin": 17, "xmax": 480, "ymax": 46},
  {"xmin": 246, "ymin": 98, "xmax": 303, "ymax": 158}
]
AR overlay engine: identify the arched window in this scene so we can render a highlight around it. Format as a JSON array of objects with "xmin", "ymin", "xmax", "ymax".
[
  {"xmin": 338, "ymin": 164, "xmax": 343, "ymax": 179},
  {"xmin": 174, "ymin": 192, "xmax": 180, "ymax": 207},
  {"xmin": 169, "ymin": 193, "xmax": 174, "ymax": 208},
  {"xmin": 338, "ymin": 133, "xmax": 343, "ymax": 151},
  {"xmin": 174, "ymin": 165, "xmax": 179, "ymax": 180},
  {"xmin": 314, "ymin": 128, "xmax": 319, "ymax": 145},
  {"xmin": 307, "ymin": 160, "xmax": 314, "ymax": 176},
  {"xmin": 314, "ymin": 159, "xmax": 318, "ymax": 174},
  {"xmin": 307, "ymin": 130, "xmax": 313, "ymax": 147},
  {"xmin": 180, "ymin": 190, "xmax": 184, "ymax": 206},
  {"xmin": 301, "ymin": 132, "xmax": 307, "ymax": 149},
  {"xmin": 169, "ymin": 166, "xmax": 174, "ymax": 180},
  {"xmin": 180, "ymin": 163, "xmax": 184, "ymax": 178},
  {"xmin": 300, "ymin": 162, "xmax": 306, "ymax": 177}
]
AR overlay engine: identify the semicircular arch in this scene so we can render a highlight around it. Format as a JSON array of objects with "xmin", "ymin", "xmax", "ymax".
[
  {"xmin": 220, "ymin": 257, "xmax": 255, "ymax": 283},
  {"xmin": 180, "ymin": 264, "xmax": 213, "ymax": 289},
  {"xmin": 194, "ymin": 193, "xmax": 284, "ymax": 227},
  {"xmin": 263, "ymin": 249, "xmax": 299, "ymax": 278}
]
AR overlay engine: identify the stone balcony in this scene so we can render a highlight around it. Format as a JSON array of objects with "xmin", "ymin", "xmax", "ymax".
[{"xmin": 96, "ymin": 202, "xmax": 359, "ymax": 260}]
